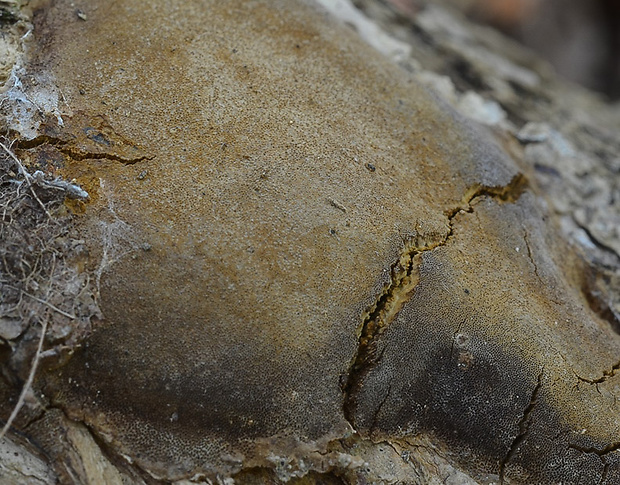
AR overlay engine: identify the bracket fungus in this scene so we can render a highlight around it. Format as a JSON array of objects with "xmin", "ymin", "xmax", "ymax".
[{"xmin": 1, "ymin": 0, "xmax": 620, "ymax": 484}]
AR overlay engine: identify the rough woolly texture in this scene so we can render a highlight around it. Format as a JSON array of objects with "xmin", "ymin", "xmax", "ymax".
[
  {"xmin": 1, "ymin": 0, "xmax": 620, "ymax": 484},
  {"xmin": 0, "ymin": 140, "xmax": 99, "ymax": 421},
  {"xmin": 0, "ymin": 2, "xmax": 99, "ymax": 479}
]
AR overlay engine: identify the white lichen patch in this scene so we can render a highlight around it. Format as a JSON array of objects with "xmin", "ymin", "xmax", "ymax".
[
  {"xmin": 2, "ymin": 68, "xmax": 66, "ymax": 139},
  {"xmin": 315, "ymin": 0, "xmax": 411, "ymax": 62},
  {"xmin": 0, "ymin": 1, "xmax": 28, "ymax": 84},
  {"xmin": 415, "ymin": 71, "xmax": 507, "ymax": 126},
  {"xmin": 0, "ymin": 3, "xmax": 68, "ymax": 140}
]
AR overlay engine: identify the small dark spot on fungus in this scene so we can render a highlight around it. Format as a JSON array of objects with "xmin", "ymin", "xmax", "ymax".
[{"xmin": 365, "ymin": 162, "xmax": 376, "ymax": 172}]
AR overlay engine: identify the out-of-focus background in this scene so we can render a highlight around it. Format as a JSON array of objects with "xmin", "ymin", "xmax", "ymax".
[{"xmin": 387, "ymin": 0, "xmax": 620, "ymax": 100}]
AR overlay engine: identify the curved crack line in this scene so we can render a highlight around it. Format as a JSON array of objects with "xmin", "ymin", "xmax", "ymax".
[
  {"xmin": 522, "ymin": 230, "xmax": 563, "ymax": 307},
  {"xmin": 16, "ymin": 134, "xmax": 153, "ymax": 165},
  {"xmin": 15, "ymin": 134, "xmax": 70, "ymax": 150},
  {"xmin": 369, "ymin": 381, "xmax": 392, "ymax": 436},
  {"xmin": 444, "ymin": 173, "xmax": 528, "ymax": 219},
  {"xmin": 575, "ymin": 360, "xmax": 620, "ymax": 385},
  {"xmin": 342, "ymin": 173, "xmax": 528, "ymax": 429},
  {"xmin": 581, "ymin": 267, "xmax": 620, "ymax": 337},
  {"xmin": 573, "ymin": 218, "xmax": 620, "ymax": 262},
  {"xmin": 568, "ymin": 442, "xmax": 620, "ymax": 485},
  {"xmin": 568, "ymin": 442, "xmax": 620, "ymax": 456},
  {"xmin": 341, "ymin": 234, "xmax": 447, "ymax": 428},
  {"xmin": 523, "ymin": 230, "xmax": 543, "ymax": 286},
  {"xmin": 499, "ymin": 369, "xmax": 543, "ymax": 484},
  {"xmin": 57, "ymin": 146, "xmax": 154, "ymax": 165}
]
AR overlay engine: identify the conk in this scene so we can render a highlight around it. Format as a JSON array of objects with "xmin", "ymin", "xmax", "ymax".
[{"xmin": 1, "ymin": 1, "xmax": 619, "ymax": 484}]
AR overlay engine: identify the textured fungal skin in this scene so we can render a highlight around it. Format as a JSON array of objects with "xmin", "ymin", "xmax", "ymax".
[
  {"xmin": 349, "ymin": 194, "xmax": 620, "ymax": 483},
  {"xmin": 3, "ymin": 0, "xmax": 620, "ymax": 483}
]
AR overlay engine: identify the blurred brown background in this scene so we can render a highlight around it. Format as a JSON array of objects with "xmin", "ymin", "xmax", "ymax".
[{"xmin": 387, "ymin": 0, "xmax": 620, "ymax": 100}]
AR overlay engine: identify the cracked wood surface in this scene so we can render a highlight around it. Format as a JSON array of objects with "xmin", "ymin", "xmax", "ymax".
[{"xmin": 1, "ymin": 0, "xmax": 620, "ymax": 484}]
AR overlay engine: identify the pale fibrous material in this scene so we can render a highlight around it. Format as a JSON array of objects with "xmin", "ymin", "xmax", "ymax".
[{"xmin": 1, "ymin": 1, "xmax": 619, "ymax": 484}]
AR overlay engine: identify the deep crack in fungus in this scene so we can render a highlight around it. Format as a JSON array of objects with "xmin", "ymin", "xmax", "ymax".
[
  {"xmin": 568, "ymin": 441, "xmax": 620, "ymax": 485},
  {"xmin": 499, "ymin": 370, "xmax": 543, "ymax": 484},
  {"xmin": 342, "ymin": 173, "xmax": 528, "ymax": 428},
  {"xmin": 575, "ymin": 360, "xmax": 620, "ymax": 385},
  {"xmin": 16, "ymin": 132, "xmax": 153, "ymax": 165},
  {"xmin": 568, "ymin": 442, "xmax": 620, "ymax": 457}
]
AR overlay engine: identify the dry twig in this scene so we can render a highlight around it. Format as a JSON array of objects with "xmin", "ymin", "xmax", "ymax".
[{"xmin": 0, "ymin": 315, "xmax": 48, "ymax": 441}]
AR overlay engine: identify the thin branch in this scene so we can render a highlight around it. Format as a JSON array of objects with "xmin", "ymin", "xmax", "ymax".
[
  {"xmin": 0, "ymin": 316, "xmax": 48, "ymax": 441},
  {"xmin": 0, "ymin": 141, "xmax": 52, "ymax": 219},
  {"xmin": 3, "ymin": 285, "xmax": 77, "ymax": 319}
]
